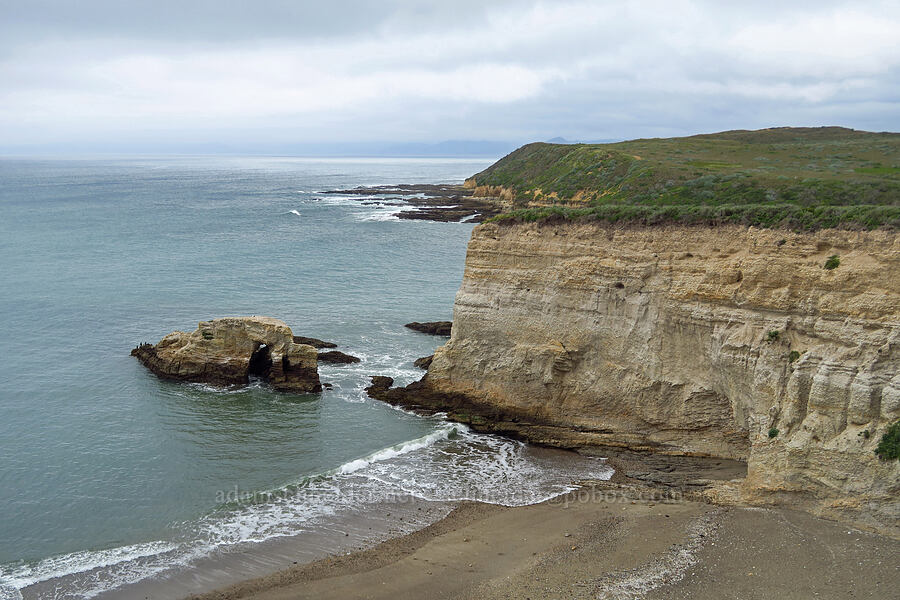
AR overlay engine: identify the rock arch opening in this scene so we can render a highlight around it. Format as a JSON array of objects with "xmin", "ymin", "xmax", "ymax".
[
  {"xmin": 248, "ymin": 343, "xmax": 273, "ymax": 378},
  {"xmin": 132, "ymin": 317, "xmax": 322, "ymax": 393}
]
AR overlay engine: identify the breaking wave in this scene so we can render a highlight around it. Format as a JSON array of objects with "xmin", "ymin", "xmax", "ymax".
[{"xmin": 0, "ymin": 415, "xmax": 610, "ymax": 599}]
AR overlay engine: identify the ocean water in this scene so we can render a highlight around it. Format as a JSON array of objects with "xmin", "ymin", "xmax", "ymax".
[{"xmin": 0, "ymin": 157, "xmax": 612, "ymax": 599}]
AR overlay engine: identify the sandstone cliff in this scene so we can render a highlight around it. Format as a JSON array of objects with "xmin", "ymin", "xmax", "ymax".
[
  {"xmin": 132, "ymin": 316, "xmax": 321, "ymax": 393},
  {"xmin": 425, "ymin": 223, "xmax": 899, "ymax": 534}
]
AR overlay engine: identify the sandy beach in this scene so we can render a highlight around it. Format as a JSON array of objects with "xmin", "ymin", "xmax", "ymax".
[{"xmin": 189, "ymin": 452, "xmax": 899, "ymax": 600}]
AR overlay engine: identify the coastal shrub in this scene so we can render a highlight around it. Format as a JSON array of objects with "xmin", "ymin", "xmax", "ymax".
[
  {"xmin": 475, "ymin": 129, "xmax": 900, "ymax": 231},
  {"xmin": 767, "ymin": 330, "xmax": 780, "ymax": 342},
  {"xmin": 788, "ymin": 350, "xmax": 801, "ymax": 363},
  {"xmin": 768, "ymin": 427, "xmax": 779, "ymax": 439},
  {"xmin": 824, "ymin": 255, "xmax": 841, "ymax": 270},
  {"xmin": 488, "ymin": 204, "xmax": 900, "ymax": 231},
  {"xmin": 874, "ymin": 420, "xmax": 900, "ymax": 461}
]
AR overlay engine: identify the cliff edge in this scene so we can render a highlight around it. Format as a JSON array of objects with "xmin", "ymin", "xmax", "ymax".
[{"xmin": 423, "ymin": 222, "xmax": 899, "ymax": 535}]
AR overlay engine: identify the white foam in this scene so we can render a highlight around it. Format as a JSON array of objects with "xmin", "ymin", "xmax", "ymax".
[
  {"xmin": 289, "ymin": 209, "xmax": 301, "ymax": 216},
  {"xmin": 1, "ymin": 414, "xmax": 611, "ymax": 599},
  {"xmin": 310, "ymin": 195, "xmax": 369, "ymax": 206},
  {"xmin": 0, "ymin": 539, "xmax": 183, "ymax": 598},
  {"xmin": 338, "ymin": 426, "xmax": 457, "ymax": 475},
  {"xmin": 180, "ymin": 379, "xmax": 267, "ymax": 395},
  {"xmin": 353, "ymin": 206, "xmax": 419, "ymax": 222},
  {"xmin": 0, "ymin": 583, "xmax": 22, "ymax": 600}
]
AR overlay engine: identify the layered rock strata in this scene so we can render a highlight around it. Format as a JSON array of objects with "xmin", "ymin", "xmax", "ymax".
[
  {"xmin": 412, "ymin": 223, "xmax": 900, "ymax": 534},
  {"xmin": 132, "ymin": 316, "xmax": 321, "ymax": 393}
]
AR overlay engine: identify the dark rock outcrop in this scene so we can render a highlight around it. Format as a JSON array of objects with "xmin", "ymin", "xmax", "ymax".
[
  {"xmin": 414, "ymin": 355, "xmax": 434, "ymax": 370},
  {"xmin": 322, "ymin": 184, "xmax": 504, "ymax": 223},
  {"xmin": 293, "ymin": 335, "xmax": 338, "ymax": 349},
  {"xmin": 365, "ymin": 376, "xmax": 396, "ymax": 397},
  {"xmin": 365, "ymin": 376, "xmax": 525, "ymax": 434},
  {"xmin": 404, "ymin": 321, "xmax": 452, "ymax": 336},
  {"xmin": 318, "ymin": 350, "xmax": 361, "ymax": 364},
  {"xmin": 132, "ymin": 317, "xmax": 321, "ymax": 393}
]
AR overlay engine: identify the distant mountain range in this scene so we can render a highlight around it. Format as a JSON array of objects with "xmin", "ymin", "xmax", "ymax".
[
  {"xmin": 545, "ymin": 136, "xmax": 620, "ymax": 144},
  {"xmin": 381, "ymin": 140, "xmax": 519, "ymax": 157}
]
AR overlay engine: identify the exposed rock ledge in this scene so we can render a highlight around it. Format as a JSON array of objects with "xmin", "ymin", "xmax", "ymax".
[
  {"xmin": 132, "ymin": 316, "xmax": 321, "ymax": 393},
  {"xmin": 370, "ymin": 223, "xmax": 900, "ymax": 536},
  {"xmin": 405, "ymin": 321, "xmax": 452, "ymax": 336},
  {"xmin": 317, "ymin": 350, "xmax": 361, "ymax": 364}
]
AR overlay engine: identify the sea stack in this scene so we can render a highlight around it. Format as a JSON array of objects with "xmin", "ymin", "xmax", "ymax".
[{"xmin": 131, "ymin": 316, "xmax": 321, "ymax": 393}]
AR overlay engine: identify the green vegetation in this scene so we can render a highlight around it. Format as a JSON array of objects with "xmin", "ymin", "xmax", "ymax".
[
  {"xmin": 874, "ymin": 420, "xmax": 900, "ymax": 461},
  {"xmin": 789, "ymin": 350, "xmax": 801, "ymax": 363},
  {"xmin": 767, "ymin": 330, "xmax": 780, "ymax": 342},
  {"xmin": 855, "ymin": 166, "xmax": 900, "ymax": 175},
  {"xmin": 201, "ymin": 331, "xmax": 214, "ymax": 340},
  {"xmin": 476, "ymin": 127, "xmax": 900, "ymax": 230},
  {"xmin": 768, "ymin": 427, "xmax": 779, "ymax": 439},
  {"xmin": 824, "ymin": 254, "xmax": 841, "ymax": 269}
]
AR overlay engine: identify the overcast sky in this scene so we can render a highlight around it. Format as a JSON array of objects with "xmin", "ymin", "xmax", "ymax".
[{"xmin": 1, "ymin": 0, "xmax": 898, "ymax": 152}]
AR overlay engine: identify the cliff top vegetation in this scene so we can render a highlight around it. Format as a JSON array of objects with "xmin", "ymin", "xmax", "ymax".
[{"xmin": 473, "ymin": 127, "xmax": 900, "ymax": 230}]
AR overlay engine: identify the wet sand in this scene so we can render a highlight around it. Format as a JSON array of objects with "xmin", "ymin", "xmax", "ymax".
[{"xmin": 189, "ymin": 477, "xmax": 899, "ymax": 600}]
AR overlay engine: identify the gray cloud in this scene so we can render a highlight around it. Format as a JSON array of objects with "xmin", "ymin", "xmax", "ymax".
[
  {"xmin": 0, "ymin": 1, "xmax": 523, "ymax": 46},
  {"xmin": 0, "ymin": 0, "xmax": 897, "ymax": 152}
]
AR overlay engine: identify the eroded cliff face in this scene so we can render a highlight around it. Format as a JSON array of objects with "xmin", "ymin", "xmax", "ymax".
[{"xmin": 427, "ymin": 223, "xmax": 900, "ymax": 533}]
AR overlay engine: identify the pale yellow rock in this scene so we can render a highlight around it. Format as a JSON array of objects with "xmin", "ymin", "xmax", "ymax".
[
  {"xmin": 428, "ymin": 223, "xmax": 900, "ymax": 534},
  {"xmin": 133, "ymin": 316, "xmax": 321, "ymax": 393}
]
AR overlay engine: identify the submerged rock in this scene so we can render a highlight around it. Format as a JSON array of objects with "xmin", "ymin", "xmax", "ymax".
[
  {"xmin": 404, "ymin": 321, "xmax": 452, "ymax": 336},
  {"xmin": 132, "ymin": 316, "xmax": 321, "ymax": 393},
  {"xmin": 318, "ymin": 350, "xmax": 361, "ymax": 364}
]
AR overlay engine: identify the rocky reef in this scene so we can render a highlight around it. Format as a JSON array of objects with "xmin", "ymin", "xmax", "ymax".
[
  {"xmin": 132, "ymin": 316, "xmax": 321, "ymax": 393},
  {"xmin": 322, "ymin": 184, "xmax": 505, "ymax": 223},
  {"xmin": 292, "ymin": 335, "xmax": 337, "ymax": 349},
  {"xmin": 374, "ymin": 222, "xmax": 900, "ymax": 535},
  {"xmin": 317, "ymin": 350, "xmax": 361, "ymax": 364},
  {"xmin": 405, "ymin": 321, "xmax": 452, "ymax": 336}
]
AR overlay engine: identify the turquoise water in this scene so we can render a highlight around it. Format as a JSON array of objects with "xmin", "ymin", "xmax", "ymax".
[{"xmin": 0, "ymin": 157, "xmax": 611, "ymax": 599}]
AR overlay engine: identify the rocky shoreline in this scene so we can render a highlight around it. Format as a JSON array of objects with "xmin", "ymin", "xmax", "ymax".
[
  {"xmin": 186, "ymin": 450, "xmax": 899, "ymax": 600},
  {"xmin": 129, "ymin": 216, "xmax": 898, "ymax": 541},
  {"xmin": 403, "ymin": 222, "xmax": 900, "ymax": 536},
  {"xmin": 322, "ymin": 184, "xmax": 505, "ymax": 222}
]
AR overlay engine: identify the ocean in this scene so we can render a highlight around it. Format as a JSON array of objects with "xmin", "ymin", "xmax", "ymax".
[{"xmin": 0, "ymin": 156, "xmax": 612, "ymax": 599}]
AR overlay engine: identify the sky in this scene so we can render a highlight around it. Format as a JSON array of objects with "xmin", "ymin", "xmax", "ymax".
[{"xmin": 1, "ymin": 0, "xmax": 898, "ymax": 154}]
